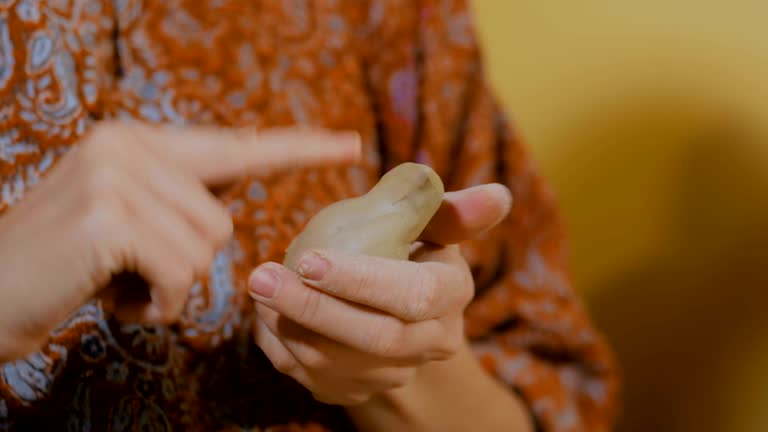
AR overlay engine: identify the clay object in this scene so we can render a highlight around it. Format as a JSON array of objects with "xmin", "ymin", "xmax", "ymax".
[{"xmin": 283, "ymin": 162, "xmax": 445, "ymax": 270}]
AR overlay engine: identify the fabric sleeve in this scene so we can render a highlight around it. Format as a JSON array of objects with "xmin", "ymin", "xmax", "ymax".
[
  {"xmin": 362, "ymin": 1, "xmax": 620, "ymax": 430},
  {"xmin": 0, "ymin": 1, "xmax": 117, "ymax": 425}
]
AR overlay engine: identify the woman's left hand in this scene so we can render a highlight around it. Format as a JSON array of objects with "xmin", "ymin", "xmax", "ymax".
[{"xmin": 249, "ymin": 184, "xmax": 512, "ymax": 405}]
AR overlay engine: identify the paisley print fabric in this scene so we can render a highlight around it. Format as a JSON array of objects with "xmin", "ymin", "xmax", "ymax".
[{"xmin": 0, "ymin": 1, "xmax": 619, "ymax": 431}]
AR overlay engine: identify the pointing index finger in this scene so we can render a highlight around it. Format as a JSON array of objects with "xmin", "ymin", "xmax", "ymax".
[{"xmin": 147, "ymin": 125, "xmax": 362, "ymax": 184}]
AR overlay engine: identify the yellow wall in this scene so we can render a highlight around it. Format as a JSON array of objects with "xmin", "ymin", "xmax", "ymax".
[{"xmin": 474, "ymin": 2, "xmax": 768, "ymax": 431}]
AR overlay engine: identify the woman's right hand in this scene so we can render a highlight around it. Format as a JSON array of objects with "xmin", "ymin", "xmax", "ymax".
[{"xmin": 0, "ymin": 121, "xmax": 360, "ymax": 361}]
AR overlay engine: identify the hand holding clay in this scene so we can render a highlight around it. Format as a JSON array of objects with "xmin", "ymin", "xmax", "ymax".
[{"xmin": 250, "ymin": 163, "xmax": 513, "ymax": 405}]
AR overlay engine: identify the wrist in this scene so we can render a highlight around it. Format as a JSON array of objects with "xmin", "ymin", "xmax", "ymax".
[
  {"xmin": 345, "ymin": 341, "xmax": 480, "ymax": 431},
  {"xmin": 345, "ymin": 340, "xmax": 535, "ymax": 432},
  {"xmin": 344, "ymin": 361, "xmax": 437, "ymax": 431}
]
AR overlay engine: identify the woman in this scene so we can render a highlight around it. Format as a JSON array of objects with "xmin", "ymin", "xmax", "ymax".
[{"xmin": 0, "ymin": 1, "xmax": 618, "ymax": 431}]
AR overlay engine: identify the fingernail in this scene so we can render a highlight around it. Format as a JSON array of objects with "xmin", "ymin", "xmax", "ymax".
[
  {"xmin": 297, "ymin": 251, "xmax": 330, "ymax": 281},
  {"xmin": 249, "ymin": 266, "xmax": 280, "ymax": 299}
]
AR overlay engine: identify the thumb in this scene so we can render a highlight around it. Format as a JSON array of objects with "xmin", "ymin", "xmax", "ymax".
[
  {"xmin": 419, "ymin": 183, "xmax": 513, "ymax": 245},
  {"xmin": 146, "ymin": 125, "xmax": 361, "ymax": 184}
]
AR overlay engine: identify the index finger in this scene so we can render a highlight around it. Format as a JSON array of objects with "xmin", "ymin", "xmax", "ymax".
[
  {"xmin": 294, "ymin": 247, "xmax": 472, "ymax": 322},
  {"xmin": 144, "ymin": 125, "xmax": 362, "ymax": 184}
]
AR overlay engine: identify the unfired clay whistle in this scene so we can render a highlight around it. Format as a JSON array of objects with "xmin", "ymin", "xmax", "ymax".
[{"xmin": 283, "ymin": 163, "xmax": 444, "ymax": 270}]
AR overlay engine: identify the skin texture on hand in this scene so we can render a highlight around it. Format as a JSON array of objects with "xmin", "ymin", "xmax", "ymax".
[
  {"xmin": 346, "ymin": 342, "xmax": 536, "ymax": 432},
  {"xmin": 250, "ymin": 181, "xmax": 533, "ymax": 430},
  {"xmin": 0, "ymin": 122, "xmax": 360, "ymax": 362}
]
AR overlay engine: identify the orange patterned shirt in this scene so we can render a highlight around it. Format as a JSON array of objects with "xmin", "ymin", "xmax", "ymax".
[{"xmin": 0, "ymin": 1, "xmax": 619, "ymax": 431}]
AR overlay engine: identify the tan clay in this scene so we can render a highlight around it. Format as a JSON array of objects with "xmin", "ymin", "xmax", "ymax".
[{"xmin": 283, "ymin": 162, "xmax": 445, "ymax": 270}]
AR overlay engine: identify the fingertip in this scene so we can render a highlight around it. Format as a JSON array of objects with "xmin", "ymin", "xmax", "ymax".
[
  {"xmin": 248, "ymin": 264, "xmax": 280, "ymax": 300},
  {"xmin": 464, "ymin": 184, "xmax": 512, "ymax": 220},
  {"xmin": 113, "ymin": 304, "xmax": 154, "ymax": 324},
  {"xmin": 342, "ymin": 130, "xmax": 362, "ymax": 161},
  {"xmin": 320, "ymin": 129, "xmax": 361, "ymax": 163},
  {"xmin": 283, "ymin": 127, "xmax": 360, "ymax": 155},
  {"xmin": 487, "ymin": 183, "xmax": 513, "ymax": 221},
  {"xmin": 421, "ymin": 183, "xmax": 513, "ymax": 244},
  {"xmin": 142, "ymin": 303, "xmax": 171, "ymax": 324}
]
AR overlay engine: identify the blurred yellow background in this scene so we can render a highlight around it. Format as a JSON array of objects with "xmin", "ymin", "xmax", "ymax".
[{"xmin": 474, "ymin": 2, "xmax": 768, "ymax": 432}]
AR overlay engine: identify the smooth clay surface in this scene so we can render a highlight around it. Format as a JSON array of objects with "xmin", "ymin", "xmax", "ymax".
[{"xmin": 283, "ymin": 163, "xmax": 445, "ymax": 270}]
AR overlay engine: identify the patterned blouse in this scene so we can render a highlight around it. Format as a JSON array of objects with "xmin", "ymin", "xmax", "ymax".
[{"xmin": 0, "ymin": 1, "xmax": 619, "ymax": 431}]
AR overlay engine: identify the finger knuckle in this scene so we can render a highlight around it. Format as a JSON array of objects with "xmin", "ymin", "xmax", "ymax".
[
  {"xmin": 384, "ymin": 368, "xmax": 415, "ymax": 390},
  {"xmin": 407, "ymin": 267, "xmax": 438, "ymax": 321},
  {"xmin": 432, "ymin": 335, "xmax": 461, "ymax": 360},
  {"xmin": 78, "ymin": 190, "xmax": 126, "ymax": 238},
  {"xmin": 368, "ymin": 321, "xmax": 406, "ymax": 358},
  {"xmin": 77, "ymin": 166, "xmax": 130, "ymax": 222},
  {"xmin": 296, "ymin": 290, "xmax": 322, "ymax": 326},
  {"xmin": 83, "ymin": 121, "xmax": 135, "ymax": 160},
  {"xmin": 254, "ymin": 303, "xmax": 278, "ymax": 325},
  {"xmin": 351, "ymin": 263, "xmax": 375, "ymax": 299}
]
